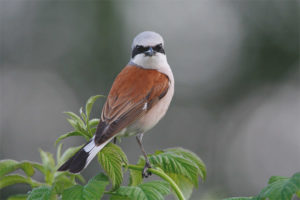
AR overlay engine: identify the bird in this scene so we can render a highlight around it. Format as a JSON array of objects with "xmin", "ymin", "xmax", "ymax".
[{"xmin": 58, "ymin": 31, "xmax": 174, "ymax": 177}]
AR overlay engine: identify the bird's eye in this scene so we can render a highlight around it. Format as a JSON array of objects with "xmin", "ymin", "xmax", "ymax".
[
  {"xmin": 132, "ymin": 45, "xmax": 146, "ymax": 58},
  {"xmin": 136, "ymin": 45, "xmax": 146, "ymax": 53},
  {"xmin": 153, "ymin": 43, "xmax": 165, "ymax": 54}
]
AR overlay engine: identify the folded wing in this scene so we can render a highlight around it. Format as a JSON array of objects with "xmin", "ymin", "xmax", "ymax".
[{"xmin": 95, "ymin": 65, "xmax": 170, "ymax": 145}]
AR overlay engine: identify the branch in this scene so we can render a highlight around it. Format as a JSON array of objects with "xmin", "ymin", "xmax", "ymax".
[{"xmin": 127, "ymin": 164, "xmax": 185, "ymax": 200}]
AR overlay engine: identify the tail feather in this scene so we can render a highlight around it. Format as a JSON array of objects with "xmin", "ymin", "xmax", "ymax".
[{"xmin": 58, "ymin": 137, "xmax": 111, "ymax": 173}]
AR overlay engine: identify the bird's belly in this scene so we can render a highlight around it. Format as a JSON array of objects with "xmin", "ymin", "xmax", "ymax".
[{"xmin": 127, "ymin": 84, "xmax": 174, "ymax": 135}]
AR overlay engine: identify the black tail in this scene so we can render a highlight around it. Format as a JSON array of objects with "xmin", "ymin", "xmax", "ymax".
[
  {"xmin": 57, "ymin": 147, "xmax": 89, "ymax": 173},
  {"xmin": 57, "ymin": 136, "xmax": 110, "ymax": 174}
]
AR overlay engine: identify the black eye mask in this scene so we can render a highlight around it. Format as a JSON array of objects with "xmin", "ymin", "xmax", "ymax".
[{"xmin": 132, "ymin": 43, "xmax": 165, "ymax": 58}]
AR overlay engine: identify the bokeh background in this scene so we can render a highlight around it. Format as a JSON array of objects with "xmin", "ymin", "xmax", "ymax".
[{"xmin": 0, "ymin": 0, "xmax": 299, "ymax": 199}]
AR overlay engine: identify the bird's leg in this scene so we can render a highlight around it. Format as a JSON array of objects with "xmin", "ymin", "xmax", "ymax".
[
  {"xmin": 113, "ymin": 137, "xmax": 117, "ymax": 144},
  {"xmin": 136, "ymin": 133, "xmax": 152, "ymax": 178}
]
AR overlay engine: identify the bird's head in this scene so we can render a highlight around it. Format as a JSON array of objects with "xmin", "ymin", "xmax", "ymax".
[{"xmin": 131, "ymin": 31, "xmax": 167, "ymax": 69}]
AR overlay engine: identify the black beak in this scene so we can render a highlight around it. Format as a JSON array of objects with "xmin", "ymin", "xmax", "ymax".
[{"xmin": 144, "ymin": 47, "xmax": 155, "ymax": 57}]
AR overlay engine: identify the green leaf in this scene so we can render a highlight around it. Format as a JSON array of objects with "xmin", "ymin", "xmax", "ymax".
[
  {"xmin": 39, "ymin": 149, "xmax": 55, "ymax": 170},
  {"xmin": 56, "ymin": 143, "xmax": 63, "ymax": 163},
  {"xmin": 88, "ymin": 118, "xmax": 100, "ymax": 127},
  {"xmin": 80, "ymin": 107, "xmax": 87, "ymax": 122},
  {"xmin": 85, "ymin": 95, "xmax": 104, "ymax": 119},
  {"xmin": 64, "ymin": 111, "xmax": 85, "ymax": 128},
  {"xmin": 0, "ymin": 175, "xmax": 40, "ymax": 189},
  {"xmin": 110, "ymin": 180, "xmax": 170, "ymax": 200},
  {"xmin": 66, "ymin": 119, "xmax": 86, "ymax": 134},
  {"xmin": 57, "ymin": 145, "xmax": 83, "ymax": 167},
  {"xmin": 27, "ymin": 186, "xmax": 55, "ymax": 200},
  {"xmin": 39, "ymin": 149, "xmax": 55, "ymax": 184},
  {"xmin": 129, "ymin": 168, "xmax": 143, "ymax": 186},
  {"xmin": 31, "ymin": 163, "xmax": 45, "ymax": 175},
  {"xmin": 0, "ymin": 160, "xmax": 35, "ymax": 177},
  {"xmin": 55, "ymin": 131, "xmax": 90, "ymax": 145},
  {"xmin": 62, "ymin": 185, "xmax": 82, "ymax": 200},
  {"xmin": 74, "ymin": 174, "xmax": 86, "ymax": 184},
  {"xmin": 53, "ymin": 172, "xmax": 76, "ymax": 194},
  {"xmin": 268, "ymin": 175, "xmax": 287, "ymax": 184},
  {"xmin": 110, "ymin": 196, "xmax": 131, "ymax": 200},
  {"xmin": 7, "ymin": 194, "xmax": 28, "ymax": 200},
  {"xmin": 257, "ymin": 172, "xmax": 300, "ymax": 200},
  {"xmin": 129, "ymin": 157, "xmax": 143, "ymax": 187},
  {"xmin": 62, "ymin": 173, "xmax": 109, "ymax": 200},
  {"xmin": 90, "ymin": 127, "xmax": 97, "ymax": 135},
  {"xmin": 66, "ymin": 118, "xmax": 77, "ymax": 129},
  {"xmin": 167, "ymin": 148, "xmax": 206, "ymax": 181},
  {"xmin": 147, "ymin": 150, "xmax": 200, "ymax": 186},
  {"xmin": 97, "ymin": 143, "xmax": 128, "ymax": 190},
  {"xmin": 134, "ymin": 148, "xmax": 206, "ymax": 199},
  {"xmin": 20, "ymin": 162, "xmax": 35, "ymax": 177}
]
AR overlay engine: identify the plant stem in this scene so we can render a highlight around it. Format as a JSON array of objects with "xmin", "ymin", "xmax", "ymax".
[{"xmin": 127, "ymin": 164, "xmax": 185, "ymax": 200}]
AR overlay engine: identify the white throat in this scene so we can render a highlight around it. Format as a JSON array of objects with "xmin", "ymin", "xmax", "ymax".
[{"xmin": 130, "ymin": 54, "xmax": 173, "ymax": 82}]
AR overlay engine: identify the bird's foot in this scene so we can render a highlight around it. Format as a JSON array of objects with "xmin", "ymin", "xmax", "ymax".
[{"xmin": 142, "ymin": 161, "xmax": 152, "ymax": 178}]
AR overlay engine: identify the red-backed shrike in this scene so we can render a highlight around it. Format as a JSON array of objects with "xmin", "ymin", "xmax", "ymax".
[{"xmin": 58, "ymin": 31, "xmax": 174, "ymax": 177}]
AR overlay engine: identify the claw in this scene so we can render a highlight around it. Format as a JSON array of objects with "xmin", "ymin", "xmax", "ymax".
[{"xmin": 142, "ymin": 161, "xmax": 152, "ymax": 178}]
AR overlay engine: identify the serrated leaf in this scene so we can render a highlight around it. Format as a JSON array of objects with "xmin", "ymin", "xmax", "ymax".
[
  {"xmin": 110, "ymin": 180, "xmax": 170, "ymax": 200},
  {"xmin": 0, "ymin": 160, "xmax": 35, "ymax": 177},
  {"xmin": 167, "ymin": 148, "xmax": 206, "ymax": 181},
  {"xmin": 111, "ymin": 143, "xmax": 128, "ymax": 165},
  {"xmin": 257, "ymin": 172, "xmax": 300, "ymax": 200},
  {"xmin": 62, "ymin": 173, "xmax": 109, "ymax": 200},
  {"xmin": 146, "ymin": 150, "xmax": 200, "ymax": 187},
  {"xmin": 27, "ymin": 186, "xmax": 54, "ymax": 200},
  {"xmin": 88, "ymin": 118, "xmax": 100, "ymax": 127},
  {"xmin": 7, "ymin": 194, "xmax": 28, "ymax": 200},
  {"xmin": 97, "ymin": 143, "xmax": 128, "ymax": 190},
  {"xmin": 62, "ymin": 185, "xmax": 82, "ymax": 200},
  {"xmin": 138, "ymin": 180, "xmax": 170, "ymax": 199},
  {"xmin": 0, "ymin": 175, "xmax": 40, "ymax": 189},
  {"xmin": 55, "ymin": 131, "xmax": 90, "ymax": 145},
  {"xmin": 64, "ymin": 111, "xmax": 85, "ymax": 128},
  {"xmin": 57, "ymin": 145, "xmax": 83, "ymax": 167},
  {"xmin": 85, "ymin": 95, "xmax": 104, "ymax": 119}
]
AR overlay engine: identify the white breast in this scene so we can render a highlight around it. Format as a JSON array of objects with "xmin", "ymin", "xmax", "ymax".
[
  {"xmin": 130, "ymin": 62, "xmax": 174, "ymax": 134},
  {"xmin": 137, "ymin": 76, "xmax": 174, "ymax": 132},
  {"xmin": 121, "ymin": 53, "xmax": 174, "ymax": 136}
]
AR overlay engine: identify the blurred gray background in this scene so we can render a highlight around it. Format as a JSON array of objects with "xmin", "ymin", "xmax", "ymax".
[{"xmin": 0, "ymin": 0, "xmax": 299, "ymax": 199}]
